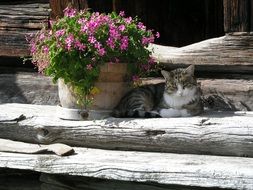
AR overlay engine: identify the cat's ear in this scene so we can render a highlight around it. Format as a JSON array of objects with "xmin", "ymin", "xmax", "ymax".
[
  {"xmin": 161, "ymin": 70, "xmax": 171, "ymax": 79},
  {"xmin": 185, "ymin": 65, "xmax": 195, "ymax": 76}
]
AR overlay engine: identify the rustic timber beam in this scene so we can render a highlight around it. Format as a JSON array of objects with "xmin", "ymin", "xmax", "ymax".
[
  {"xmin": 150, "ymin": 33, "xmax": 253, "ymax": 70},
  {"xmin": 0, "ymin": 103, "xmax": 253, "ymax": 157},
  {"xmin": 1, "ymin": 147, "xmax": 253, "ymax": 189},
  {"xmin": 40, "ymin": 173, "xmax": 212, "ymax": 190},
  {"xmin": 0, "ymin": 72, "xmax": 252, "ymax": 110},
  {"xmin": 0, "ymin": 1, "xmax": 50, "ymax": 57}
]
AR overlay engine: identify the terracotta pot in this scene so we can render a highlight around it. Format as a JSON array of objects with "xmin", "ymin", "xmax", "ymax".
[{"xmin": 57, "ymin": 63, "xmax": 130, "ymax": 120}]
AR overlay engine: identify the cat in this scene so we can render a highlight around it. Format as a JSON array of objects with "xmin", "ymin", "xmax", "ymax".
[{"xmin": 112, "ymin": 65, "xmax": 203, "ymax": 118}]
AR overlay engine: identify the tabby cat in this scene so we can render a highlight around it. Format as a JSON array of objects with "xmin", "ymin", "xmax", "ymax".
[{"xmin": 112, "ymin": 65, "xmax": 203, "ymax": 118}]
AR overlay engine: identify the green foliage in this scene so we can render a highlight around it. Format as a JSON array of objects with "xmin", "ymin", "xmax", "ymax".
[{"xmin": 25, "ymin": 7, "xmax": 160, "ymax": 107}]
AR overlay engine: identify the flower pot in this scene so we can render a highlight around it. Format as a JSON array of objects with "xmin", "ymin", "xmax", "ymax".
[{"xmin": 57, "ymin": 63, "xmax": 130, "ymax": 120}]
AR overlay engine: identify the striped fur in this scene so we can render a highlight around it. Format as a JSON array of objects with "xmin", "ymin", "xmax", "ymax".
[{"xmin": 112, "ymin": 65, "xmax": 203, "ymax": 118}]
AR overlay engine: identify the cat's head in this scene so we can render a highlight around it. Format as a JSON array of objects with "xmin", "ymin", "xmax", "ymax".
[{"xmin": 161, "ymin": 65, "xmax": 197, "ymax": 97}]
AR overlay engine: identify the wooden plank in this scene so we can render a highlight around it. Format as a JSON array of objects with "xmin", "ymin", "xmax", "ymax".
[
  {"xmin": 0, "ymin": 103, "xmax": 253, "ymax": 157},
  {"xmin": 1, "ymin": 147, "xmax": 253, "ymax": 189},
  {"xmin": 1, "ymin": 72, "xmax": 252, "ymax": 110},
  {"xmin": 150, "ymin": 33, "xmax": 253, "ymax": 69},
  {"xmin": 0, "ymin": 72, "xmax": 59, "ymax": 105},
  {"xmin": 0, "ymin": 138, "xmax": 74, "ymax": 156},
  {"xmin": 0, "ymin": 0, "xmax": 50, "ymax": 57},
  {"xmin": 40, "ymin": 173, "xmax": 224, "ymax": 190}
]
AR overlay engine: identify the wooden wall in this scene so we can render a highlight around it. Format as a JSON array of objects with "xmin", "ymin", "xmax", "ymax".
[
  {"xmin": 0, "ymin": 0, "xmax": 50, "ymax": 57},
  {"xmin": 0, "ymin": 0, "xmax": 225, "ymax": 59},
  {"xmin": 50, "ymin": 0, "xmax": 224, "ymax": 47},
  {"xmin": 223, "ymin": 0, "xmax": 253, "ymax": 32}
]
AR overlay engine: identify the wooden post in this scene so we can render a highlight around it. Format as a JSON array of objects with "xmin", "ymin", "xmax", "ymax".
[
  {"xmin": 223, "ymin": 0, "xmax": 251, "ymax": 32},
  {"xmin": 50, "ymin": 0, "xmax": 88, "ymax": 19}
]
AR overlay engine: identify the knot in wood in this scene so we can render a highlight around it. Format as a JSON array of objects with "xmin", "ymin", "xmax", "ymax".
[
  {"xmin": 146, "ymin": 130, "xmax": 166, "ymax": 136},
  {"xmin": 35, "ymin": 125, "xmax": 50, "ymax": 143}
]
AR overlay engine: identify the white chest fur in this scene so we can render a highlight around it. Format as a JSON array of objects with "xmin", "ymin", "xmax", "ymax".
[{"xmin": 163, "ymin": 88, "xmax": 197, "ymax": 109}]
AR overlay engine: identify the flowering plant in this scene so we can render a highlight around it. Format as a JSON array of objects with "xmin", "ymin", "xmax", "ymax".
[{"xmin": 26, "ymin": 7, "xmax": 159, "ymax": 106}]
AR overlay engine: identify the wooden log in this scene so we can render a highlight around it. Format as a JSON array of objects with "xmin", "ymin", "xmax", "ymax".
[
  {"xmin": 0, "ymin": 103, "xmax": 253, "ymax": 157},
  {"xmin": 40, "ymin": 173, "xmax": 224, "ymax": 190},
  {"xmin": 1, "ymin": 72, "xmax": 252, "ymax": 110},
  {"xmin": 0, "ymin": 0, "xmax": 50, "ymax": 57},
  {"xmin": 150, "ymin": 33, "xmax": 253, "ymax": 73},
  {"xmin": 0, "ymin": 138, "xmax": 74, "ymax": 156},
  {"xmin": 1, "ymin": 147, "xmax": 253, "ymax": 189},
  {"xmin": 0, "ymin": 72, "xmax": 59, "ymax": 105}
]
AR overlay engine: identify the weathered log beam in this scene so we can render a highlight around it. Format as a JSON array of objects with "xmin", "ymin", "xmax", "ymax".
[
  {"xmin": 1, "ymin": 147, "xmax": 253, "ymax": 189},
  {"xmin": 0, "ymin": 0, "xmax": 50, "ymax": 57},
  {"xmin": 0, "ymin": 72, "xmax": 59, "ymax": 105},
  {"xmin": 40, "ymin": 173, "xmax": 211, "ymax": 190},
  {"xmin": 0, "ymin": 103, "xmax": 253, "ymax": 157},
  {"xmin": 1, "ymin": 72, "xmax": 252, "ymax": 110},
  {"xmin": 150, "ymin": 33, "xmax": 253, "ymax": 73}
]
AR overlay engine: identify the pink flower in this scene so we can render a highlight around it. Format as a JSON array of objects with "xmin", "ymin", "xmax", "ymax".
[
  {"xmin": 55, "ymin": 29, "xmax": 65, "ymax": 37},
  {"xmin": 137, "ymin": 22, "xmax": 146, "ymax": 30},
  {"xmin": 156, "ymin": 32, "xmax": 160, "ymax": 38},
  {"xmin": 125, "ymin": 17, "xmax": 132, "ymax": 24},
  {"xmin": 119, "ymin": 11, "xmax": 125, "ymax": 17},
  {"xmin": 106, "ymin": 37, "xmax": 115, "ymax": 49},
  {"xmin": 65, "ymin": 34, "xmax": 75, "ymax": 50},
  {"xmin": 118, "ymin": 25, "xmax": 125, "ymax": 32},
  {"xmin": 109, "ymin": 27, "xmax": 121, "ymax": 40},
  {"xmin": 88, "ymin": 35, "xmax": 96, "ymax": 44},
  {"xmin": 98, "ymin": 48, "xmax": 106, "ymax": 56},
  {"xmin": 88, "ymin": 20, "xmax": 99, "ymax": 32},
  {"xmin": 39, "ymin": 33, "xmax": 45, "ymax": 40},
  {"xmin": 30, "ymin": 43, "xmax": 36, "ymax": 54},
  {"xmin": 120, "ymin": 36, "xmax": 129, "ymax": 50},
  {"xmin": 94, "ymin": 42, "xmax": 102, "ymax": 49},
  {"xmin": 148, "ymin": 57, "xmax": 156, "ymax": 65},
  {"xmin": 78, "ymin": 18, "xmax": 87, "ymax": 24},
  {"xmin": 132, "ymin": 75, "xmax": 139, "ymax": 82},
  {"xmin": 86, "ymin": 64, "xmax": 93, "ymax": 70},
  {"xmin": 81, "ymin": 24, "xmax": 88, "ymax": 32},
  {"xmin": 49, "ymin": 20, "xmax": 54, "ymax": 27},
  {"xmin": 42, "ymin": 45, "xmax": 49, "ymax": 54},
  {"xmin": 74, "ymin": 40, "xmax": 86, "ymax": 51},
  {"xmin": 141, "ymin": 36, "xmax": 154, "ymax": 45},
  {"xmin": 63, "ymin": 7, "xmax": 76, "ymax": 18}
]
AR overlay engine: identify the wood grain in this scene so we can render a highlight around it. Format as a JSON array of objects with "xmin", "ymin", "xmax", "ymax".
[
  {"xmin": 223, "ymin": 0, "xmax": 250, "ymax": 32},
  {"xmin": 1, "ymin": 72, "xmax": 252, "ymax": 110},
  {"xmin": 150, "ymin": 33, "xmax": 253, "ymax": 69},
  {"xmin": 0, "ymin": 0, "xmax": 50, "ymax": 57},
  {"xmin": 0, "ymin": 147, "xmax": 253, "ymax": 189},
  {"xmin": 39, "ymin": 173, "xmax": 231, "ymax": 190},
  {"xmin": 1, "ymin": 103, "xmax": 253, "ymax": 157},
  {"xmin": 0, "ymin": 138, "xmax": 74, "ymax": 156}
]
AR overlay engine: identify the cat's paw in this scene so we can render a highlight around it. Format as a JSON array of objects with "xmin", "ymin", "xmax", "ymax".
[
  {"xmin": 159, "ymin": 108, "xmax": 181, "ymax": 118},
  {"xmin": 159, "ymin": 108, "xmax": 190, "ymax": 118}
]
